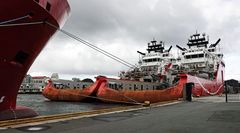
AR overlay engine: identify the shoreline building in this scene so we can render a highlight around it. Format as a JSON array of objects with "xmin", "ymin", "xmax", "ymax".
[
  {"xmin": 19, "ymin": 73, "xmax": 94, "ymax": 94},
  {"xmin": 19, "ymin": 75, "xmax": 49, "ymax": 94},
  {"xmin": 225, "ymin": 79, "xmax": 240, "ymax": 94},
  {"xmin": 50, "ymin": 73, "xmax": 93, "ymax": 89}
]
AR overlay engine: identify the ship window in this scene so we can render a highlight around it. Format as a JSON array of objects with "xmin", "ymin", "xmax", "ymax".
[
  {"xmin": 218, "ymin": 54, "xmax": 223, "ymax": 58},
  {"xmin": 199, "ymin": 54, "xmax": 204, "ymax": 58},
  {"xmin": 192, "ymin": 54, "xmax": 198, "ymax": 58},
  {"xmin": 118, "ymin": 84, "xmax": 122, "ymax": 89},
  {"xmin": 134, "ymin": 84, "xmax": 138, "ymax": 90},
  {"xmin": 208, "ymin": 49, "xmax": 215, "ymax": 52},
  {"xmin": 46, "ymin": 2, "xmax": 51, "ymax": 11},
  {"xmin": 14, "ymin": 51, "xmax": 29, "ymax": 64},
  {"xmin": 185, "ymin": 55, "xmax": 191, "ymax": 59}
]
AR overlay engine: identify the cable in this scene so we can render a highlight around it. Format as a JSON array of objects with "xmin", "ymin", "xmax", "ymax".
[
  {"xmin": 0, "ymin": 18, "xmax": 136, "ymax": 68},
  {"xmin": 0, "ymin": 21, "xmax": 44, "ymax": 27},
  {"xmin": 45, "ymin": 21, "xmax": 136, "ymax": 68},
  {"xmin": 0, "ymin": 14, "xmax": 30, "ymax": 25}
]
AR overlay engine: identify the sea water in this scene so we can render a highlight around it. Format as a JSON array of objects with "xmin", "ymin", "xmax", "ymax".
[{"xmin": 17, "ymin": 94, "xmax": 122, "ymax": 115}]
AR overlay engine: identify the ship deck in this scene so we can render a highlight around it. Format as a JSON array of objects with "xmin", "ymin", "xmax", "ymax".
[{"xmin": 1, "ymin": 94, "xmax": 240, "ymax": 133}]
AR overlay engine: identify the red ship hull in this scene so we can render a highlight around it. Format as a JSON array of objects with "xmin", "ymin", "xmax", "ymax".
[
  {"xmin": 191, "ymin": 61, "xmax": 225, "ymax": 96},
  {"xmin": 0, "ymin": 0, "xmax": 70, "ymax": 120}
]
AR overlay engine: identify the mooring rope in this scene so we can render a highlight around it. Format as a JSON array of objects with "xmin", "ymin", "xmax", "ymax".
[
  {"xmin": 195, "ymin": 77, "xmax": 223, "ymax": 95},
  {"xmin": 51, "ymin": 87, "xmax": 143, "ymax": 105},
  {"xmin": 0, "ymin": 18, "xmax": 145, "ymax": 105},
  {"xmin": 0, "ymin": 21, "xmax": 44, "ymax": 27},
  {"xmin": 45, "ymin": 21, "xmax": 137, "ymax": 68},
  {"xmin": 110, "ymin": 88, "xmax": 142, "ymax": 104},
  {"xmin": 0, "ymin": 14, "xmax": 30, "ymax": 25},
  {"xmin": 10, "ymin": 107, "xmax": 17, "ymax": 119}
]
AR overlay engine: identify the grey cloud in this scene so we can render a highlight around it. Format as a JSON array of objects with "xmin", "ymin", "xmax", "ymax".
[
  {"xmin": 63, "ymin": 0, "xmax": 207, "ymax": 45},
  {"xmin": 29, "ymin": 0, "xmax": 240, "ymax": 79}
]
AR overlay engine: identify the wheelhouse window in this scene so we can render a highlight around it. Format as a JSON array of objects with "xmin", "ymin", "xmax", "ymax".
[
  {"xmin": 143, "ymin": 58, "xmax": 162, "ymax": 63},
  {"xmin": 208, "ymin": 49, "xmax": 215, "ymax": 52},
  {"xmin": 185, "ymin": 54, "xmax": 204, "ymax": 59}
]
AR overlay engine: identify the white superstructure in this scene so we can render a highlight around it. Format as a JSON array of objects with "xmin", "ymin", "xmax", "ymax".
[
  {"xmin": 177, "ymin": 33, "xmax": 224, "ymax": 80},
  {"xmin": 120, "ymin": 40, "xmax": 178, "ymax": 84}
]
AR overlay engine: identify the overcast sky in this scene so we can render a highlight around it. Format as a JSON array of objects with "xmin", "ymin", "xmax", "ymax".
[{"xmin": 28, "ymin": 0, "xmax": 240, "ymax": 80}]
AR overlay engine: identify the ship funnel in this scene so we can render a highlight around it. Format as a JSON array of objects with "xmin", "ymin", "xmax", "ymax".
[
  {"xmin": 210, "ymin": 38, "xmax": 221, "ymax": 48},
  {"xmin": 168, "ymin": 46, "xmax": 172, "ymax": 52},
  {"xmin": 176, "ymin": 45, "xmax": 186, "ymax": 51},
  {"xmin": 137, "ymin": 51, "xmax": 145, "ymax": 55}
]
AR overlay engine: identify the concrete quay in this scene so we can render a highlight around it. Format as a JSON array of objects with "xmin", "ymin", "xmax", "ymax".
[{"xmin": 1, "ymin": 94, "xmax": 240, "ymax": 133}]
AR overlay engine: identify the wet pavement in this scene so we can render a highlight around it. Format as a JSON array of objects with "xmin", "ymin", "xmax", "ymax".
[{"xmin": 2, "ymin": 94, "xmax": 240, "ymax": 133}]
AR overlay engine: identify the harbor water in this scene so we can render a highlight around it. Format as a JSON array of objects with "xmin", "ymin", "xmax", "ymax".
[{"xmin": 17, "ymin": 94, "xmax": 123, "ymax": 116}]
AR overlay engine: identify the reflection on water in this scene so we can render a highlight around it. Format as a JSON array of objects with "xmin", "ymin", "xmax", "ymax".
[{"xmin": 17, "ymin": 94, "xmax": 123, "ymax": 116}]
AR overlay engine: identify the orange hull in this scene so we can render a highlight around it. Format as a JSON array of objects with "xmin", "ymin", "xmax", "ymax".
[
  {"xmin": 42, "ymin": 77, "xmax": 105, "ymax": 102},
  {"xmin": 96, "ymin": 75, "xmax": 187, "ymax": 104}
]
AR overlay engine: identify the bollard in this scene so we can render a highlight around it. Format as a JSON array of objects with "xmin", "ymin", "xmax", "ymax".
[
  {"xmin": 143, "ymin": 101, "xmax": 151, "ymax": 107},
  {"xmin": 183, "ymin": 83, "xmax": 194, "ymax": 102}
]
